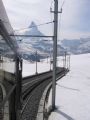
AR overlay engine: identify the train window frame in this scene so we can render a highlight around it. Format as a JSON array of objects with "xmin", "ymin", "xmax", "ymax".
[{"xmin": 0, "ymin": 19, "xmax": 21, "ymax": 112}]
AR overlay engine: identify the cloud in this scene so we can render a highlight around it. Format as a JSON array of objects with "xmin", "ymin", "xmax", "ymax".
[
  {"xmin": 59, "ymin": 0, "xmax": 90, "ymax": 38},
  {"xmin": 2, "ymin": 0, "xmax": 90, "ymax": 39}
]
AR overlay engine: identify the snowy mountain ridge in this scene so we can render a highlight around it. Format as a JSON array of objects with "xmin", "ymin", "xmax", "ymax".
[
  {"xmin": 24, "ymin": 21, "xmax": 44, "ymax": 36},
  {"xmin": 17, "ymin": 21, "xmax": 65, "ymax": 61},
  {"xmin": 17, "ymin": 21, "xmax": 90, "ymax": 61},
  {"xmin": 61, "ymin": 37, "xmax": 90, "ymax": 54}
]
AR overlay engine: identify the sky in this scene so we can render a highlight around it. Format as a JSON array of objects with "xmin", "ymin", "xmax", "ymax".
[{"xmin": 2, "ymin": 0, "xmax": 90, "ymax": 39}]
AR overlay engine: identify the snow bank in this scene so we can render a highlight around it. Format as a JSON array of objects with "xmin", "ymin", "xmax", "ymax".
[{"xmin": 49, "ymin": 53, "xmax": 90, "ymax": 120}]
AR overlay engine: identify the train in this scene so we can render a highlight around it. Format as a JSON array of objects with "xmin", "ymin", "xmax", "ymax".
[{"xmin": 0, "ymin": 0, "xmax": 22, "ymax": 120}]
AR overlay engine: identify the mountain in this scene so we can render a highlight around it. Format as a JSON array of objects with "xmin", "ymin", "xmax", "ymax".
[
  {"xmin": 25, "ymin": 21, "xmax": 44, "ymax": 36},
  {"xmin": 17, "ymin": 21, "xmax": 90, "ymax": 61},
  {"xmin": 18, "ymin": 21, "xmax": 65, "ymax": 61},
  {"xmin": 61, "ymin": 37, "xmax": 90, "ymax": 54}
]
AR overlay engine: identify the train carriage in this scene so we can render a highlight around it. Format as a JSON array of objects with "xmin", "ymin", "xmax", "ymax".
[{"xmin": 0, "ymin": 0, "xmax": 22, "ymax": 120}]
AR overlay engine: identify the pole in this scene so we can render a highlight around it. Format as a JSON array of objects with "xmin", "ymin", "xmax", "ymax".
[
  {"xmin": 36, "ymin": 51, "xmax": 38, "ymax": 74},
  {"xmin": 69, "ymin": 54, "xmax": 70, "ymax": 70},
  {"xmin": 47, "ymin": 56, "xmax": 48, "ymax": 63},
  {"xmin": 66, "ymin": 55, "xmax": 68, "ymax": 69},
  {"xmin": 52, "ymin": 0, "xmax": 58, "ymax": 110},
  {"xmin": 50, "ymin": 48, "xmax": 51, "ymax": 71},
  {"xmin": 15, "ymin": 57, "xmax": 22, "ymax": 120},
  {"xmin": 63, "ymin": 55, "xmax": 65, "ymax": 68},
  {"xmin": 65, "ymin": 51, "xmax": 67, "ymax": 68}
]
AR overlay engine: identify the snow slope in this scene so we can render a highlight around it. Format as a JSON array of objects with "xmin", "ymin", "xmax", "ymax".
[{"xmin": 48, "ymin": 53, "xmax": 90, "ymax": 120}]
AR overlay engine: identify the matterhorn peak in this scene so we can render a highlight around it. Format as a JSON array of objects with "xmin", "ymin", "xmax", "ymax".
[
  {"xmin": 25, "ymin": 21, "xmax": 44, "ymax": 36},
  {"xmin": 29, "ymin": 21, "xmax": 37, "ymax": 29}
]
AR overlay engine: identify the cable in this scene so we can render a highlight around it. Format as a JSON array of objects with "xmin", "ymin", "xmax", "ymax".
[
  {"xmin": 14, "ymin": 21, "xmax": 54, "ymax": 32},
  {"xmin": 61, "ymin": 0, "xmax": 66, "ymax": 8},
  {"xmin": 58, "ymin": 13, "xmax": 62, "ymax": 39},
  {"xmin": 50, "ymin": 0, "xmax": 53, "ymax": 11},
  {"xmin": 50, "ymin": 0, "xmax": 54, "ymax": 37},
  {"xmin": 58, "ymin": 0, "xmax": 66, "ymax": 40},
  {"xmin": 16, "ymin": 0, "xmax": 66, "ymax": 60},
  {"xmin": 57, "ymin": 0, "xmax": 66, "ymax": 67}
]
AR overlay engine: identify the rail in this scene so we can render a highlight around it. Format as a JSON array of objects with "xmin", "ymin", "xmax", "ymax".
[
  {"xmin": 37, "ymin": 69, "xmax": 69, "ymax": 120},
  {"xmin": 21, "ymin": 68, "xmax": 67, "ymax": 120}
]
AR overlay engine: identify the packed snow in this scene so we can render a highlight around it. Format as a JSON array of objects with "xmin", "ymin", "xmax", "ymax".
[{"xmin": 48, "ymin": 53, "xmax": 90, "ymax": 120}]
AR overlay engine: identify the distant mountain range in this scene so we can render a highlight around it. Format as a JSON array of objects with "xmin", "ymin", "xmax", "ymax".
[
  {"xmin": 61, "ymin": 37, "xmax": 90, "ymax": 54},
  {"xmin": 17, "ymin": 21, "xmax": 90, "ymax": 61}
]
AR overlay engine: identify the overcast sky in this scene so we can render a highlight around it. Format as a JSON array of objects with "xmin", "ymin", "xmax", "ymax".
[{"xmin": 2, "ymin": 0, "xmax": 90, "ymax": 39}]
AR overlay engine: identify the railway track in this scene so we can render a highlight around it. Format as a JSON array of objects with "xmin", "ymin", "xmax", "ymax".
[
  {"xmin": 22, "ymin": 68, "xmax": 63, "ymax": 98},
  {"xmin": 21, "ymin": 67, "xmax": 67, "ymax": 120},
  {"xmin": 0, "ymin": 86, "xmax": 3, "ymax": 120}
]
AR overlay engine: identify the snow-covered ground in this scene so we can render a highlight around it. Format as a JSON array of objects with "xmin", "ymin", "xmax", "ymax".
[
  {"xmin": 22, "ymin": 60, "xmax": 53, "ymax": 77},
  {"xmin": 48, "ymin": 53, "xmax": 90, "ymax": 120},
  {"xmin": 0, "ymin": 56, "xmax": 63, "ymax": 77},
  {"xmin": 1, "ymin": 53, "xmax": 90, "ymax": 120},
  {"xmin": 0, "ymin": 61, "xmax": 15, "ymax": 73},
  {"xmin": 22, "ymin": 57, "xmax": 64, "ymax": 77}
]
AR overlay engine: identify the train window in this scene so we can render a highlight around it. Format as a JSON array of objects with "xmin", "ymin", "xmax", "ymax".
[
  {"xmin": 0, "ymin": 1, "xmax": 21, "ymax": 119},
  {"xmin": 0, "ymin": 34, "xmax": 16, "ymax": 86},
  {"xmin": 0, "ymin": 30, "xmax": 18, "ymax": 120}
]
